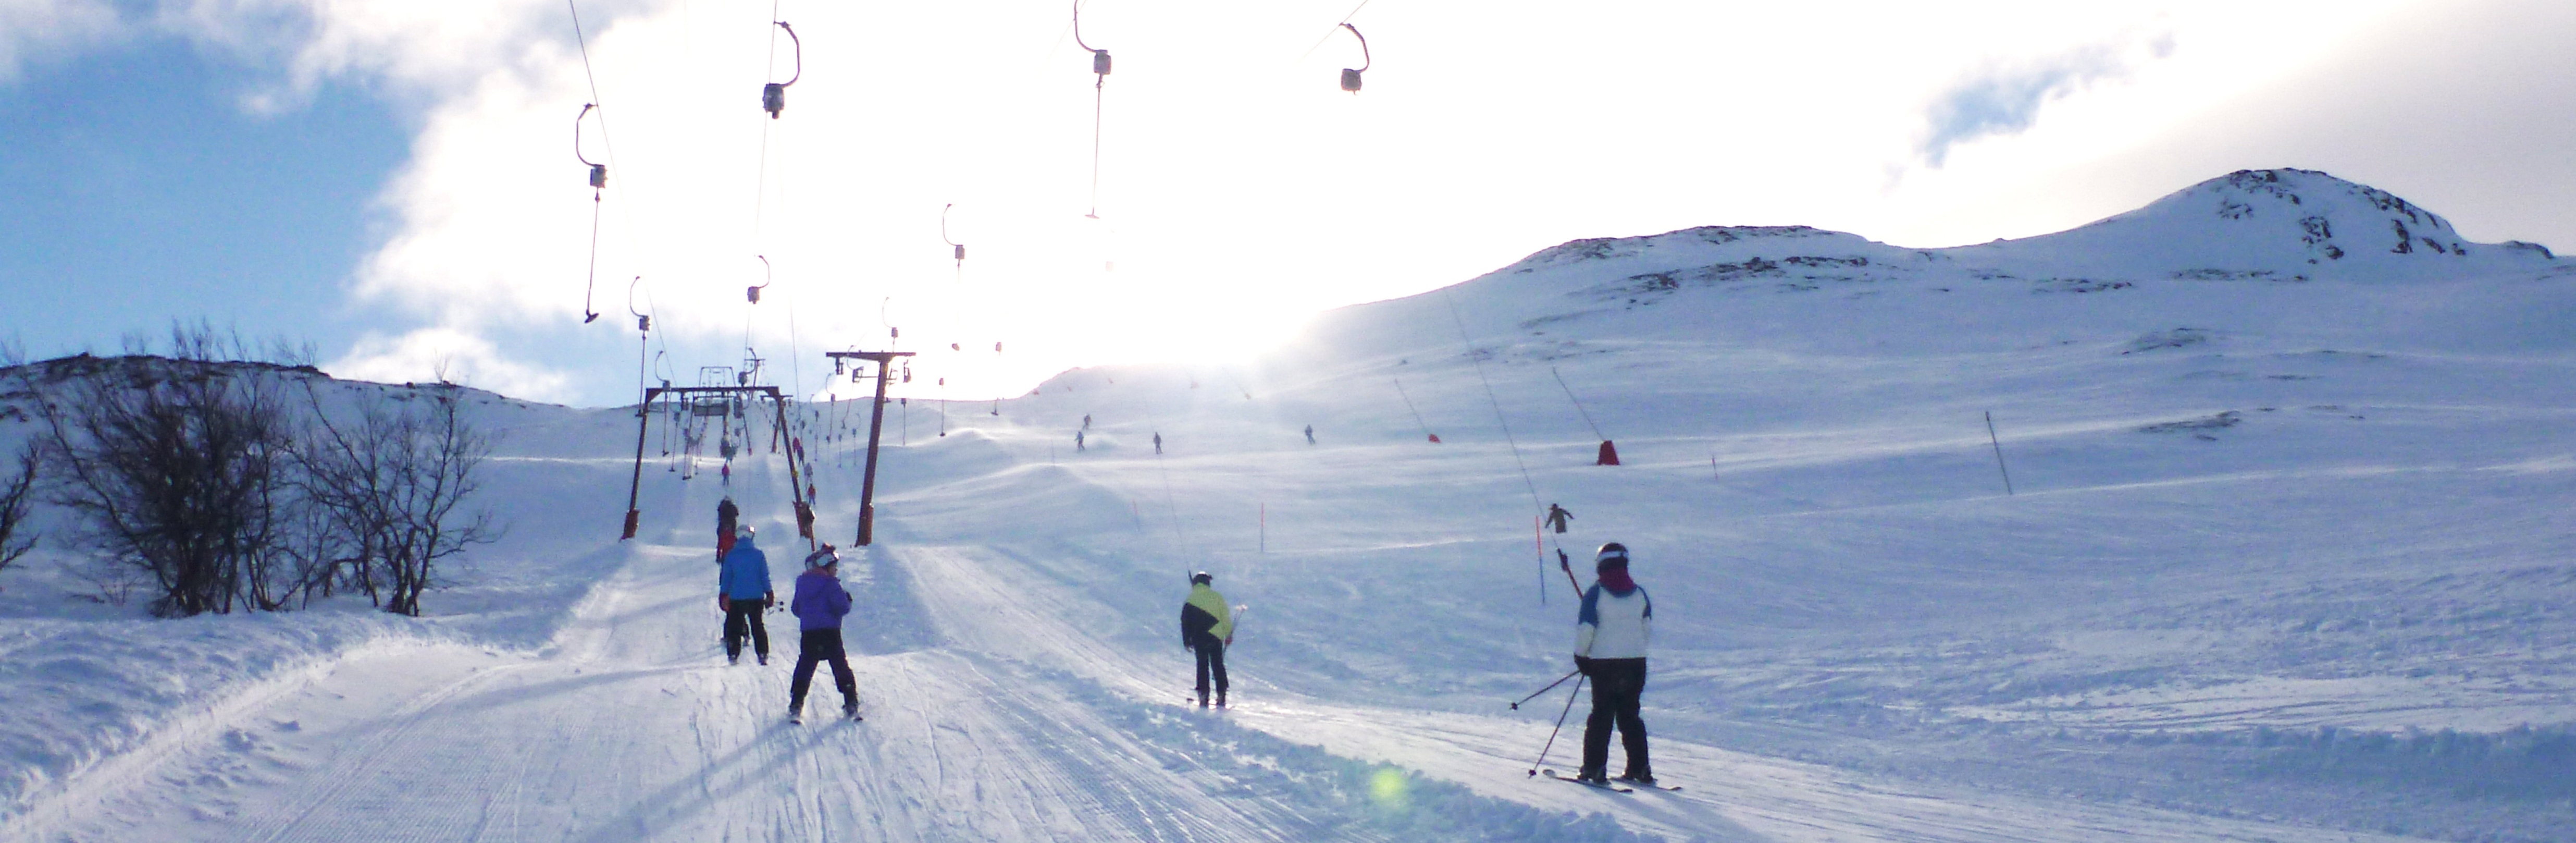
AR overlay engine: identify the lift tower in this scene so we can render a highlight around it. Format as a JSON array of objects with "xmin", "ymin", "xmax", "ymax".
[{"xmin": 825, "ymin": 350, "xmax": 914, "ymax": 546}]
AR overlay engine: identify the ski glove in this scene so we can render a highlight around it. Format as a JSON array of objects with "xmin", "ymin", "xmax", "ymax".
[{"xmin": 1573, "ymin": 655, "xmax": 1594, "ymax": 676}]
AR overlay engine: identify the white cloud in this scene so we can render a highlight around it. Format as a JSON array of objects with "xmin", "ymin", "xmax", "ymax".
[
  {"xmin": 326, "ymin": 326, "xmax": 571, "ymax": 402},
  {"xmin": 1917, "ymin": 30, "xmax": 2175, "ymax": 168},
  {"xmin": 30, "ymin": 0, "xmax": 2571, "ymax": 406},
  {"xmin": 153, "ymin": 0, "xmax": 566, "ymax": 102},
  {"xmin": 0, "ymin": 0, "xmax": 121, "ymax": 84}
]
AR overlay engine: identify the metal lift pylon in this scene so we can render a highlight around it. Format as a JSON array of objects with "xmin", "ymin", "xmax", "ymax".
[{"xmin": 826, "ymin": 350, "xmax": 914, "ymax": 546}]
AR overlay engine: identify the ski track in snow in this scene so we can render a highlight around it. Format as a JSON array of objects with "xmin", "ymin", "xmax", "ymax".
[{"xmin": 7, "ymin": 170, "xmax": 2576, "ymax": 841}]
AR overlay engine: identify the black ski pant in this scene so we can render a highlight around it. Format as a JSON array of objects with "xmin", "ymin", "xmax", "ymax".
[
  {"xmin": 790, "ymin": 629, "xmax": 858, "ymax": 708},
  {"xmin": 1580, "ymin": 657, "xmax": 1649, "ymax": 779},
  {"xmin": 723, "ymin": 598, "xmax": 770, "ymax": 661},
  {"xmin": 1189, "ymin": 633, "xmax": 1228, "ymax": 700}
]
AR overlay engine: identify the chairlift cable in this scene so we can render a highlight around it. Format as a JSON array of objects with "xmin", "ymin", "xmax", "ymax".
[
  {"xmin": 1441, "ymin": 288, "xmax": 1555, "ymax": 600},
  {"xmin": 1294, "ymin": 0, "xmax": 1374, "ymax": 62},
  {"xmin": 565, "ymin": 1, "xmax": 617, "ymax": 157}
]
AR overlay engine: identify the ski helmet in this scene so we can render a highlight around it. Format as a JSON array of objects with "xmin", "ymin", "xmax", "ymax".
[
  {"xmin": 1191, "ymin": 571, "xmax": 1212, "ymax": 585},
  {"xmin": 1594, "ymin": 542, "xmax": 1629, "ymax": 571},
  {"xmin": 737, "ymin": 523, "xmax": 756, "ymax": 540}
]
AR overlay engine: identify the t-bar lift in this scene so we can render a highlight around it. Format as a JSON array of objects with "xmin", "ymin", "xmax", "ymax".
[{"xmin": 620, "ymin": 385, "xmax": 814, "ymax": 549}]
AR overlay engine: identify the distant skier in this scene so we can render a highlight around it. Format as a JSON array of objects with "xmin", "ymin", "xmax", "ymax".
[
  {"xmin": 1544, "ymin": 503, "xmax": 1573, "ymax": 535},
  {"xmin": 718, "ymin": 524, "xmax": 775, "ymax": 665},
  {"xmin": 1573, "ymin": 542, "xmax": 1652, "ymax": 786},
  {"xmin": 716, "ymin": 497, "xmax": 740, "ymax": 564},
  {"xmin": 788, "ymin": 545, "xmax": 861, "ymax": 721},
  {"xmin": 1303, "ymin": 425, "xmax": 1315, "ymax": 445},
  {"xmin": 1083, "ymin": 413, "xmax": 1093, "ymax": 430},
  {"xmin": 1075, "ymin": 430, "xmax": 1086, "ymax": 452},
  {"xmin": 1180, "ymin": 572, "xmax": 1233, "ymax": 707},
  {"xmin": 1153, "ymin": 432, "xmax": 1163, "ymax": 455},
  {"xmin": 720, "ymin": 462, "xmax": 731, "ymax": 485}
]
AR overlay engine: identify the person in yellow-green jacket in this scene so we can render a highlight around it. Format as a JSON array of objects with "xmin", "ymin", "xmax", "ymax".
[{"xmin": 1180, "ymin": 572, "xmax": 1233, "ymax": 707}]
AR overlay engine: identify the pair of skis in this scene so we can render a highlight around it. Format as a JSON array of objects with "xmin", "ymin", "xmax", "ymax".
[
  {"xmin": 1539, "ymin": 768, "xmax": 1681, "ymax": 793},
  {"xmin": 789, "ymin": 703, "xmax": 862, "ymax": 724}
]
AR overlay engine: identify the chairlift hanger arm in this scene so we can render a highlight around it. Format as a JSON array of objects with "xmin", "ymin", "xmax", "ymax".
[
  {"xmin": 775, "ymin": 21, "xmax": 802, "ymax": 87},
  {"xmin": 1072, "ymin": 1, "xmax": 1109, "ymax": 75},
  {"xmin": 1071, "ymin": 1, "xmax": 1096, "ymax": 53},
  {"xmin": 574, "ymin": 103, "xmax": 602, "ymax": 167},
  {"xmin": 1342, "ymin": 23, "xmax": 1370, "ymax": 72},
  {"xmin": 761, "ymin": 21, "xmax": 801, "ymax": 118},
  {"xmin": 943, "ymin": 204, "xmax": 967, "ymax": 263},
  {"xmin": 627, "ymin": 275, "xmax": 651, "ymax": 332}
]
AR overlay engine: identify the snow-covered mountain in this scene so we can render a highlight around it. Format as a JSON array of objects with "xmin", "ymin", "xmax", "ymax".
[{"xmin": 4, "ymin": 169, "xmax": 2572, "ymax": 842}]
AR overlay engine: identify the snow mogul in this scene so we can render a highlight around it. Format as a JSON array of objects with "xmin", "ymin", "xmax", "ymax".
[
  {"xmin": 787, "ymin": 545, "xmax": 860, "ymax": 721},
  {"xmin": 717, "ymin": 524, "xmax": 775, "ymax": 665},
  {"xmin": 1180, "ymin": 572, "xmax": 1233, "ymax": 707},
  {"xmin": 1573, "ymin": 542, "xmax": 1653, "ymax": 786}
]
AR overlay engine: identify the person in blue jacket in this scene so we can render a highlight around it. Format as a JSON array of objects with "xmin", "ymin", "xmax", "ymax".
[
  {"xmin": 1573, "ymin": 542, "xmax": 1653, "ymax": 786},
  {"xmin": 789, "ymin": 545, "xmax": 861, "ymax": 719},
  {"xmin": 718, "ymin": 524, "xmax": 775, "ymax": 665}
]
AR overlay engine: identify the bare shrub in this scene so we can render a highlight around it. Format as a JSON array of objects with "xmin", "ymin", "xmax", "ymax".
[
  {"xmin": 298, "ymin": 384, "xmax": 498, "ymax": 616},
  {"xmin": 35, "ymin": 361, "xmax": 296, "ymax": 616},
  {"xmin": 0, "ymin": 445, "xmax": 37, "ymax": 589}
]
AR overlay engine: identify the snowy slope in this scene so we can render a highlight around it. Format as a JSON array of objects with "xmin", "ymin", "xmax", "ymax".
[{"xmin": 4, "ymin": 168, "xmax": 2573, "ymax": 841}]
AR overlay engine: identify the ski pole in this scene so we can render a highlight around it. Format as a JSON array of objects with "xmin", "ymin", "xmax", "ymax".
[
  {"xmin": 1510, "ymin": 669, "xmax": 1582, "ymax": 710},
  {"xmin": 1558, "ymin": 549, "xmax": 1583, "ymax": 596},
  {"xmin": 1527, "ymin": 674, "xmax": 1586, "ymax": 777}
]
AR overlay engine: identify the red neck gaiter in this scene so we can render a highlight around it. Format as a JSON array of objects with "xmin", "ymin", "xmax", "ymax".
[{"xmin": 1598, "ymin": 567, "xmax": 1635, "ymax": 595}]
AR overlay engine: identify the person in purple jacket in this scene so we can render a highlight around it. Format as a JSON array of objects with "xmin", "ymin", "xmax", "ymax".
[{"xmin": 787, "ymin": 545, "xmax": 861, "ymax": 720}]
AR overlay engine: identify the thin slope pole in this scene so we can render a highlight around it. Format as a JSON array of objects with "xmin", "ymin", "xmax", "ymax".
[{"xmin": 1985, "ymin": 411, "xmax": 2014, "ymax": 496}]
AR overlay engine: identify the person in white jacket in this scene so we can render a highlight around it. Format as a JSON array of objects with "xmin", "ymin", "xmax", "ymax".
[{"xmin": 1573, "ymin": 542, "xmax": 1653, "ymax": 785}]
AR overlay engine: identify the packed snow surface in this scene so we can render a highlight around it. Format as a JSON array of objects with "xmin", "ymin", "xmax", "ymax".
[{"xmin": 2, "ymin": 169, "xmax": 2571, "ymax": 841}]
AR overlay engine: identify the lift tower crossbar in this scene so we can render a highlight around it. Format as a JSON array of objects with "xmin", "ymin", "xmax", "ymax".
[
  {"xmin": 826, "ymin": 350, "xmax": 914, "ymax": 546},
  {"xmin": 620, "ymin": 385, "xmax": 813, "ymax": 552}
]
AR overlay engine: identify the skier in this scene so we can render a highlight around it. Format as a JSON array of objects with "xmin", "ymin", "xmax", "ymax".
[
  {"xmin": 1075, "ymin": 430, "xmax": 1086, "ymax": 451},
  {"xmin": 788, "ymin": 545, "xmax": 861, "ymax": 721},
  {"xmin": 716, "ymin": 496, "xmax": 740, "ymax": 564},
  {"xmin": 1573, "ymin": 542, "xmax": 1653, "ymax": 786},
  {"xmin": 1545, "ymin": 503, "xmax": 1573, "ymax": 534},
  {"xmin": 1304, "ymin": 424, "xmax": 1314, "ymax": 445},
  {"xmin": 1153, "ymin": 432, "xmax": 1163, "ymax": 455},
  {"xmin": 718, "ymin": 524, "xmax": 774, "ymax": 665},
  {"xmin": 1083, "ymin": 413, "xmax": 1092, "ymax": 430},
  {"xmin": 1180, "ymin": 572, "xmax": 1233, "ymax": 707},
  {"xmin": 721, "ymin": 462, "xmax": 731, "ymax": 485}
]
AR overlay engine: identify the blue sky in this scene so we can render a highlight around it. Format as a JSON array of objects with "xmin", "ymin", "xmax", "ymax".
[
  {"xmin": 0, "ymin": 35, "xmax": 402, "ymax": 364},
  {"xmin": 3, "ymin": 1, "xmax": 2572, "ymax": 407}
]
